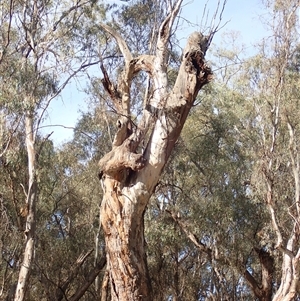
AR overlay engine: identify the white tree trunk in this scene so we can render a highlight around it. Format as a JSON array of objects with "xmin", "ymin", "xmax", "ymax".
[{"xmin": 14, "ymin": 113, "xmax": 37, "ymax": 301}]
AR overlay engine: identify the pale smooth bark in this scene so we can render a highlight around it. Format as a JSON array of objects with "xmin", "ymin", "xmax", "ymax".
[
  {"xmin": 271, "ymin": 120, "xmax": 300, "ymax": 301},
  {"xmin": 14, "ymin": 113, "xmax": 37, "ymax": 301},
  {"xmin": 98, "ymin": 1, "xmax": 212, "ymax": 300},
  {"xmin": 259, "ymin": 3, "xmax": 300, "ymax": 299}
]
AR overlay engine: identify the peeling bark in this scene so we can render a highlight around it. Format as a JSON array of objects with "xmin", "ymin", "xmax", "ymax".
[{"xmin": 98, "ymin": 3, "xmax": 212, "ymax": 300}]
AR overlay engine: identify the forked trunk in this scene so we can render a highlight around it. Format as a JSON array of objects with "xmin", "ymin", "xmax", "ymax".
[
  {"xmin": 98, "ymin": 32, "xmax": 212, "ymax": 300},
  {"xmin": 98, "ymin": 2, "xmax": 212, "ymax": 299},
  {"xmin": 272, "ymin": 237, "xmax": 300, "ymax": 301}
]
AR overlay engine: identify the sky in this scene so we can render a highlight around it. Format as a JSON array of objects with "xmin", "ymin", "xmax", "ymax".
[{"xmin": 41, "ymin": 0, "xmax": 268, "ymax": 146}]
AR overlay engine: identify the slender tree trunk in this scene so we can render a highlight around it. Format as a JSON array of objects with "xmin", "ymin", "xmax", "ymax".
[
  {"xmin": 68, "ymin": 256, "xmax": 107, "ymax": 301},
  {"xmin": 94, "ymin": 219, "xmax": 101, "ymax": 294},
  {"xmin": 244, "ymin": 248, "xmax": 274, "ymax": 301},
  {"xmin": 14, "ymin": 113, "xmax": 37, "ymax": 301},
  {"xmin": 272, "ymin": 236, "xmax": 300, "ymax": 301}
]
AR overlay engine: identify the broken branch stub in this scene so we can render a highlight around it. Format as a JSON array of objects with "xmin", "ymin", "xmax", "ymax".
[
  {"xmin": 98, "ymin": 23, "xmax": 212, "ymax": 184},
  {"xmin": 98, "ymin": 138, "xmax": 146, "ymax": 178},
  {"xmin": 112, "ymin": 116, "xmax": 132, "ymax": 147}
]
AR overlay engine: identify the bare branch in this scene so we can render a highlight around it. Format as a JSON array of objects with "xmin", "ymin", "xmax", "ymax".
[
  {"xmin": 69, "ymin": 256, "xmax": 106, "ymax": 301},
  {"xmin": 99, "ymin": 23, "xmax": 133, "ymax": 64},
  {"xmin": 266, "ymin": 191, "xmax": 283, "ymax": 247},
  {"xmin": 129, "ymin": 54, "xmax": 155, "ymax": 75},
  {"xmin": 37, "ymin": 124, "xmax": 96, "ymax": 141},
  {"xmin": 166, "ymin": 210, "xmax": 212, "ymax": 259},
  {"xmin": 35, "ymin": 59, "xmax": 101, "ymax": 138},
  {"xmin": 244, "ymin": 270, "xmax": 261, "ymax": 298},
  {"xmin": 207, "ymin": 0, "xmax": 228, "ymax": 50},
  {"xmin": 100, "ymin": 61, "xmax": 122, "ymax": 111},
  {"xmin": 56, "ymin": 249, "xmax": 94, "ymax": 301},
  {"xmin": 156, "ymin": 0, "xmax": 183, "ymax": 61}
]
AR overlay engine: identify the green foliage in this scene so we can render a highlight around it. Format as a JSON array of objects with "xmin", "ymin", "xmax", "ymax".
[
  {"xmin": 2, "ymin": 0, "xmax": 300, "ymax": 300},
  {"xmin": 111, "ymin": 0, "xmax": 165, "ymax": 54},
  {"xmin": 143, "ymin": 82, "xmax": 269, "ymax": 299}
]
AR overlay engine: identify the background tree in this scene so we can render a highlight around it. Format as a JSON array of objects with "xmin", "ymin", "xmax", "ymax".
[
  {"xmin": 237, "ymin": 1, "xmax": 300, "ymax": 299},
  {"xmin": 0, "ymin": 0, "xmax": 108, "ymax": 300}
]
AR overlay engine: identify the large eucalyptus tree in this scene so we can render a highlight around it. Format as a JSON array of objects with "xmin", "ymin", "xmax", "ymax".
[{"xmin": 96, "ymin": 0, "xmax": 222, "ymax": 299}]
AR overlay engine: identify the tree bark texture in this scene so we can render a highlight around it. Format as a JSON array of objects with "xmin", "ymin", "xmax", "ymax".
[
  {"xmin": 272, "ymin": 236, "xmax": 300, "ymax": 301},
  {"xmin": 14, "ymin": 113, "xmax": 37, "ymax": 301},
  {"xmin": 244, "ymin": 248, "xmax": 274, "ymax": 301},
  {"xmin": 98, "ymin": 2, "xmax": 212, "ymax": 300}
]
